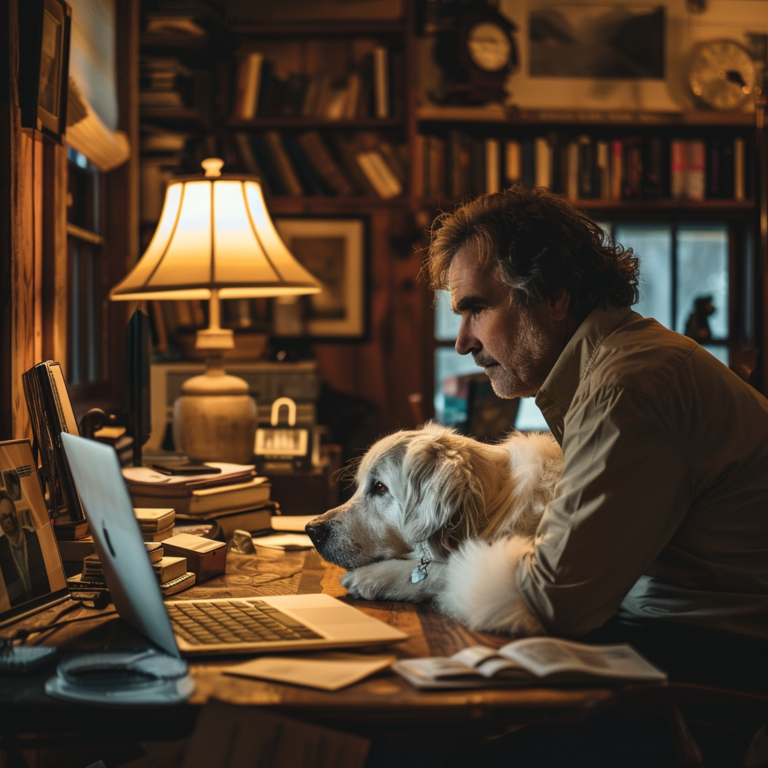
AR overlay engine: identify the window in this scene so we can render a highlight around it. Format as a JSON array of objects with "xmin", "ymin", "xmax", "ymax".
[{"xmin": 432, "ymin": 220, "xmax": 735, "ymax": 428}]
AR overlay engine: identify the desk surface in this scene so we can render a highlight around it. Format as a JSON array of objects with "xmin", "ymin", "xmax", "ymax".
[{"xmin": 0, "ymin": 546, "xmax": 662, "ymax": 745}]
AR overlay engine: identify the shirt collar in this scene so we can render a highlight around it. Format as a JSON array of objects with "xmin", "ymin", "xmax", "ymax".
[{"xmin": 535, "ymin": 304, "xmax": 634, "ymax": 441}]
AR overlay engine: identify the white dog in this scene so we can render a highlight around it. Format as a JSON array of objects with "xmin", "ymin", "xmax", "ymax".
[{"xmin": 305, "ymin": 423, "xmax": 562, "ymax": 636}]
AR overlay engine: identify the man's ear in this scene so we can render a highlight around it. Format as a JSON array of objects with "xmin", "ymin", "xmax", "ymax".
[{"xmin": 547, "ymin": 289, "xmax": 570, "ymax": 322}]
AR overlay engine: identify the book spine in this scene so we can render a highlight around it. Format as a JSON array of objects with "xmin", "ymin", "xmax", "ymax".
[
  {"xmin": 670, "ymin": 139, "xmax": 687, "ymax": 200},
  {"xmin": 734, "ymin": 137, "xmax": 745, "ymax": 201},
  {"xmin": 610, "ymin": 140, "xmax": 623, "ymax": 201},
  {"xmin": 373, "ymin": 45, "xmax": 389, "ymax": 119},
  {"xmin": 686, "ymin": 139, "xmax": 706, "ymax": 201},
  {"xmin": 295, "ymin": 132, "xmax": 354, "ymax": 196},
  {"xmin": 596, "ymin": 140, "xmax": 609, "ymax": 199},
  {"xmin": 534, "ymin": 136, "xmax": 551, "ymax": 190},
  {"xmin": 262, "ymin": 131, "xmax": 304, "ymax": 196},
  {"xmin": 566, "ymin": 141, "xmax": 578, "ymax": 200},
  {"xmin": 521, "ymin": 139, "xmax": 535, "ymax": 189},
  {"xmin": 485, "ymin": 138, "xmax": 500, "ymax": 194},
  {"xmin": 505, "ymin": 140, "xmax": 521, "ymax": 186}
]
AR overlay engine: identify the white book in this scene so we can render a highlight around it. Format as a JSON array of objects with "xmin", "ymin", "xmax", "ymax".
[
  {"xmin": 485, "ymin": 138, "xmax": 501, "ymax": 194},
  {"xmin": 356, "ymin": 150, "xmax": 402, "ymax": 198},
  {"xmin": 394, "ymin": 637, "xmax": 667, "ymax": 690},
  {"xmin": 236, "ymin": 52, "xmax": 264, "ymax": 120}
]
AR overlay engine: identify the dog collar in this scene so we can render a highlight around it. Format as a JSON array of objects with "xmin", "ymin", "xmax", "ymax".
[{"xmin": 411, "ymin": 542, "xmax": 432, "ymax": 584}]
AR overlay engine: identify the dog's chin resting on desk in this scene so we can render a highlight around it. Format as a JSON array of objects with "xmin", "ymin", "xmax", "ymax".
[{"xmin": 305, "ymin": 423, "xmax": 562, "ymax": 636}]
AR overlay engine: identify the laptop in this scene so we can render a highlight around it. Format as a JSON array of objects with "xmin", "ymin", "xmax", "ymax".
[{"xmin": 60, "ymin": 433, "xmax": 406, "ymax": 657}]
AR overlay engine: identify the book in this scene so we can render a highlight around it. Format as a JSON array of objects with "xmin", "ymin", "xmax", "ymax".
[
  {"xmin": 686, "ymin": 139, "xmax": 706, "ymax": 201},
  {"xmin": 122, "ymin": 463, "xmax": 259, "ymax": 494},
  {"xmin": 262, "ymin": 131, "xmax": 304, "ymax": 196},
  {"xmin": 295, "ymin": 131, "xmax": 355, "ymax": 196},
  {"xmin": 146, "ymin": 541, "xmax": 165, "ymax": 563},
  {"xmin": 534, "ymin": 136, "xmax": 551, "ymax": 190},
  {"xmin": 233, "ymin": 51, "xmax": 265, "ymax": 120},
  {"xmin": 181, "ymin": 501, "xmax": 277, "ymax": 541},
  {"xmin": 153, "ymin": 556, "xmax": 188, "ymax": 583},
  {"xmin": 57, "ymin": 536, "xmax": 96, "ymax": 563},
  {"xmin": 53, "ymin": 520, "xmax": 90, "ymax": 541},
  {"xmin": 610, "ymin": 139, "xmax": 623, "ymax": 201},
  {"xmin": 134, "ymin": 508, "xmax": 175, "ymax": 532},
  {"xmin": 128, "ymin": 478, "xmax": 271, "ymax": 515},
  {"xmin": 22, "ymin": 361, "xmax": 84, "ymax": 523},
  {"xmin": 355, "ymin": 150, "xmax": 402, "ymax": 198},
  {"xmin": 485, "ymin": 138, "xmax": 501, "ymax": 194},
  {"xmin": 372, "ymin": 45, "xmax": 389, "ymax": 119},
  {"xmin": 393, "ymin": 638, "xmax": 667, "ymax": 690},
  {"xmin": 159, "ymin": 571, "xmax": 196, "ymax": 596},
  {"xmin": 670, "ymin": 139, "xmax": 687, "ymax": 200},
  {"xmin": 143, "ymin": 524, "xmax": 176, "ymax": 542},
  {"xmin": 504, "ymin": 139, "xmax": 521, "ymax": 187},
  {"xmin": 734, "ymin": 137, "xmax": 745, "ymax": 201}
]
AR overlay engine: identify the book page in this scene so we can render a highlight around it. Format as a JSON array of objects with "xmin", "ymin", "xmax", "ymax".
[{"xmin": 500, "ymin": 638, "xmax": 666, "ymax": 681}]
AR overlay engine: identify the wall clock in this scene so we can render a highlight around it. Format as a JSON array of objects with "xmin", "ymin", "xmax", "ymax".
[{"xmin": 688, "ymin": 39, "xmax": 756, "ymax": 111}]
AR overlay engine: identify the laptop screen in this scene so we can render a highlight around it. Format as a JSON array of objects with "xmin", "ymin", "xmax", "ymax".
[{"xmin": 61, "ymin": 433, "xmax": 180, "ymax": 658}]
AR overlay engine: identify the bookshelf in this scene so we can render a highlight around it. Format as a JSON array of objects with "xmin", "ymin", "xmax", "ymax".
[{"xmin": 137, "ymin": 0, "xmax": 763, "ymax": 430}]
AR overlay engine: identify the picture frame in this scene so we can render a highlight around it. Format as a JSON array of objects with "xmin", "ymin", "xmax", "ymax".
[
  {"xmin": 274, "ymin": 218, "xmax": 368, "ymax": 340},
  {"xmin": 0, "ymin": 440, "xmax": 68, "ymax": 627},
  {"xmin": 18, "ymin": 0, "xmax": 72, "ymax": 141}
]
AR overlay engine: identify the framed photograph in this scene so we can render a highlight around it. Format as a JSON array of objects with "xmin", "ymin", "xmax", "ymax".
[
  {"xmin": 18, "ymin": 0, "xmax": 72, "ymax": 141},
  {"xmin": 529, "ymin": 5, "xmax": 664, "ymax": 79},
  {"xmin": 274, "ymin": 218, "xmax": 367, "ymax": 340},
  {"xmin": 0, "ymin": 440, "xmax": 68, "ymax": 626}
]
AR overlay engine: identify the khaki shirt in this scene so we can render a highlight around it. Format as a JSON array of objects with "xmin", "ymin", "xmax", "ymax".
[{"xmin": 518, "ymin": 305, "xmax": 768, "ymax": 640}]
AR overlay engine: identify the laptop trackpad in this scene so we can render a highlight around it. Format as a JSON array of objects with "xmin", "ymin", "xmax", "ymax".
[{"xmin": 293, "ymin": 608, "xmax": 370, "ymax": 626}]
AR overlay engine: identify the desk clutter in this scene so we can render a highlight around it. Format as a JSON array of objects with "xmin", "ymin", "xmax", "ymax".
[{"xmin": 68, "ymin": 538, "xmax": 197, "ymax": 599}]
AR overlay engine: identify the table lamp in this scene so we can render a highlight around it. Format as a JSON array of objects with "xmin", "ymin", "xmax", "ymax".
[{"xmin": 110, "ymin": 158, "xmax": 322, "ymax": 464}]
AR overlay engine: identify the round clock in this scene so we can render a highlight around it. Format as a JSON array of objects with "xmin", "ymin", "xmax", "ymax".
[
  {"xmin": 466, "ymin": 21, "xmax": 514, "ymax": 73},
  {"xmin": 688, "ymin": 39, "xmax": 756, "ymax": 111},
  {"xmin": 434, "ymin": 8, "xmax": 518, "ymax": 104}
]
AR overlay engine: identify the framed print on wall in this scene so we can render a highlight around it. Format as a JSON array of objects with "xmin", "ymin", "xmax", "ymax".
[
  {"xmin": 274, "ymin": 218, "xmax": 367, "ymax": 340},
  {"xmin": 18, "ymin": 0, "xmax": 72, "ymax": 141}
]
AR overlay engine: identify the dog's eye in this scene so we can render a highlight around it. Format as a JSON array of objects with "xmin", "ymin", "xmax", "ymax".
[{"xmin": 370, "ymin": 480, "xmax": 388, "ymax": 496}]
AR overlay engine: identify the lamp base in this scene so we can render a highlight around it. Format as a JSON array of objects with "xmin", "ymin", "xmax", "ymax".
[{"xmin": 173, "ymin": 364, "xmax": 257, "ymax": 465}]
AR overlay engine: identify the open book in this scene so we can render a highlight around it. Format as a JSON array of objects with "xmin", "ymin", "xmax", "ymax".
[{"xmin": 393, "ymin": 637, "xmax": 667, "ymax": 690}]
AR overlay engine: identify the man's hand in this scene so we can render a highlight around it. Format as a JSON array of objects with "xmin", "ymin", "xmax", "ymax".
[{"xmin": 341, "ymin": 559, "xmax": 446, "ymax": 602}]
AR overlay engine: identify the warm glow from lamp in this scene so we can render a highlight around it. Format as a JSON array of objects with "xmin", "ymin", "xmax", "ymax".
[{"xmin": 110, "ymin": 159, "xmax": 323, "ymax": 463}]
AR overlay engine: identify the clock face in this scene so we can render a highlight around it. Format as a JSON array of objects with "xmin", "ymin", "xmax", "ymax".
[
  {"xmin": 467, "ymin": 22, "xmax": 512, "ymax": 72},
  {"xmin": 688, "ymin": 39, "xmax": 756, "ymax": 111}
]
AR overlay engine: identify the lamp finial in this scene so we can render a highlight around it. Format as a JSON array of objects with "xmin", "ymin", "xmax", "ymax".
[{"xmin": 201, "ymin": 157, "xmax": 224, "ymax": 178}]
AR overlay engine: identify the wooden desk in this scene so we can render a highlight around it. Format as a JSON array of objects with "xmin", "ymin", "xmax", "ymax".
[{"xmin": 0, "ymin": 547, "xmax": 663, "ymax": 759}]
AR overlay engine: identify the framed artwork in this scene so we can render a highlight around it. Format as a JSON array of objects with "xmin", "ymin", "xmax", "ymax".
[
  {"xmin": 18, "ymin": 0, "xmax": 72, "ymax": 141},
  {"xmin": 0, "ymin": 440, "xmax": 68, "ymax": 626},
  {"xmin": 274, "ymin": 218, "xmax": 367, "ymax": 340}
]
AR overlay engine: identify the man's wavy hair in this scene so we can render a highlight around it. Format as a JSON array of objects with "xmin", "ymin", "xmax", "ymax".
[{"xmin": 427, "ymin": 186, "xmax": 640, "ymax": 321}]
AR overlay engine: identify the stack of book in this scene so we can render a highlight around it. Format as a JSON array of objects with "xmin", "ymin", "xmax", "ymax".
[
  {"xmin": 70, "ymin": 542, "xmax": 196, "ymax": 597},
  {"xmin": 135, "ymin": 508, "xmax": 176, "ymax": 542},
  {"xmin": 122, "ymin": 462, "xmax": 276, "ymax": 541}
]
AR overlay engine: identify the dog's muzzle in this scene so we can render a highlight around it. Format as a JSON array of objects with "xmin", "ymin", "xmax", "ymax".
[{"xmin": 305, "ymin": 519, "xmax": 331, "ymax": 549}]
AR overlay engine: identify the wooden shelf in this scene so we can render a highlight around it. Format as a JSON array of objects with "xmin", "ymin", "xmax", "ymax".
[
  {"xmin": 417, "ymin": 105, "xmax": 756, "ymax": 128},
  {"xmin": 264, "ymin": 196, "xmax": 408, "ymax": 211},
  {"xmin": 226, "ymin": 118, "xmax": 405, "ymax": 131},
  {"xmin": 230, "ymin": 20, "xmax": 405, "ymax": 38}
]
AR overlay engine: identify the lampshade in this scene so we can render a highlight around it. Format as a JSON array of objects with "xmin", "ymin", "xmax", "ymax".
[{"xmin": 110, "ymin": 164, "xmax": 322, "ymax": 301}]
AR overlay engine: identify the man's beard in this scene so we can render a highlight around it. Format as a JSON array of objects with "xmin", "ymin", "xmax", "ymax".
[{"xmin": 473, "ymin": 310, "xmax": 552, "ymax": 399}]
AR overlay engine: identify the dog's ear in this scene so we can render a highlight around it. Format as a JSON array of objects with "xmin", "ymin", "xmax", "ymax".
[{"xmin": 400, "ymin": 428, "xmax": 482, "ymax": 556}]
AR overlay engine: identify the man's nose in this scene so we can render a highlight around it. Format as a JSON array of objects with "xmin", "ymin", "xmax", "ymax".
[{"xmin": 455, "ymin": 320, "xmax": 477, "ymax": 356}]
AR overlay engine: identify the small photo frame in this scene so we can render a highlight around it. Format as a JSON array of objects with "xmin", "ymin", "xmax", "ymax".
[
  {"xmin": 0, "ymin": 440, "xmax": 68, "ymax": 625},
  {"xmin": 274, "ymin": 218, "xmax": 367, "ymax": 340},
  {"xmin": 18, "ymin": 0, "xmax": 72, "ymax": 141}
]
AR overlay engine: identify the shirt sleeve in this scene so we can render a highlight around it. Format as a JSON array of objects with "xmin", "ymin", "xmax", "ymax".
[{"xmin": 516, "ymin": 383, "xmax": 696, "ymax": 637}]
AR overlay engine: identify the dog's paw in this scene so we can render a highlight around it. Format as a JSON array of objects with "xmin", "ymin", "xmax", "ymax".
[{"xmin": 341, "ymin": 559, "xmax": 442, "ymax": 602}]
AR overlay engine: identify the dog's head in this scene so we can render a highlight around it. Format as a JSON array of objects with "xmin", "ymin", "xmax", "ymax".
[{"xmin": 305, "ymin": 423, "xmax": 490, "ymax": 569}]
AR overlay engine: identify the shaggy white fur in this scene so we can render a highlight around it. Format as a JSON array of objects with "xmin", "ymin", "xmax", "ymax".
[{"xmin": 305, "ymin": 423, "xmax": 562, "ymax": 634}]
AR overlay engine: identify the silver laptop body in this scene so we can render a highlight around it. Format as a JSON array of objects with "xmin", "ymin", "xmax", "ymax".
[{"xmin": 61, "ymin": 433, "xmax": 406, "ymax": 656}]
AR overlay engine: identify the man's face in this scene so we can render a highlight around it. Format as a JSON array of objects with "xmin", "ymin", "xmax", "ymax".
[
  {"xmin": 449, "ymin": 242, "xmax": 562, "ymax": 399},
  {"xmin": 0, "ymin": 500, "xmax": 18, "ymax": 537}
]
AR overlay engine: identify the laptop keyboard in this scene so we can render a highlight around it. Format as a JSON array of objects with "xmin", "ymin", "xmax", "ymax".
[{"xmin": 166, "ymin": 599, "xmax": 322, "ymax": 645}]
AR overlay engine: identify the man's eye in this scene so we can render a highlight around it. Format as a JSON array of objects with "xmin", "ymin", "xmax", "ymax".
[{"xmin": 371, "ymin": 481, "xmax": 388, "ymax": 495}]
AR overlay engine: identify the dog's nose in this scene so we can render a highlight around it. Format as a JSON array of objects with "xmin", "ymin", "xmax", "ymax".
[{"xmin": 305, "ymin": 520, "xmax": 330, "ymax": 548}]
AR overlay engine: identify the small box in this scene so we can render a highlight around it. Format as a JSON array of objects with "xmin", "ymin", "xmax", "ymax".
[{"xmin": 161, "ymin": 533, "xmax": 226, "ymax": 581}]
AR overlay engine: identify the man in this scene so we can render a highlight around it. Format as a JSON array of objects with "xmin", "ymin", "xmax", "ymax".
[
  {"xmin": 0, "ymin": 490, "xmax": 50, "ymax": 607},
  {"xmin": 427, "ymin": 185, "xmax": 768, "ymax": 694}
]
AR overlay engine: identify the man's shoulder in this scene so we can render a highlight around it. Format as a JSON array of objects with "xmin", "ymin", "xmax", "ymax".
[{"xmin": 587, "ymin": 314, "xmax": 698, "ymax": 400}]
